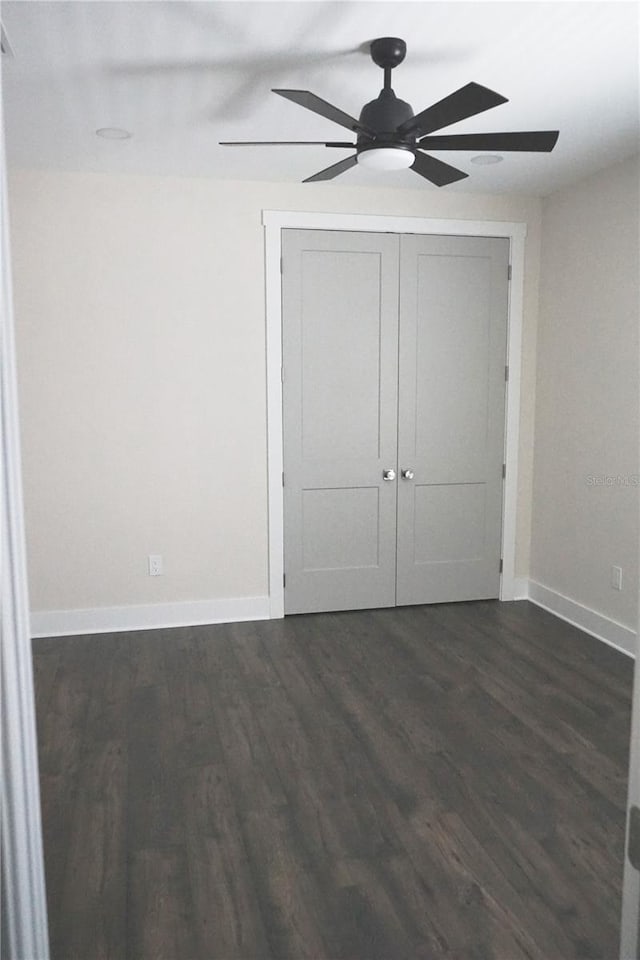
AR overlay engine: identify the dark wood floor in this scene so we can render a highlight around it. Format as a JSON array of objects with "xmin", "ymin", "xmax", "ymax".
[{"xmin": 33, "ymin": 600, "xmax": 633, "ymax": 960}]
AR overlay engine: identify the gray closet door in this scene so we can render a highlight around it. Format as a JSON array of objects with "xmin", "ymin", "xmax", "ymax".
[
  {"xmin": 396, "ymin": 234, "xmax": 509, "ymax": 605},
  {"xmin": 282, "ymin": 229, "xmax": 400, "ymax": 615}
]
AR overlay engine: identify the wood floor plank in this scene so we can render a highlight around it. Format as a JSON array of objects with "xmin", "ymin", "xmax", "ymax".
[
  {"xmin": 56, "ymin": 739, "xmax": 127, "ymax": 960},
  {"xmin": 228, "ymin": 621, "xmax": 286, "ymax": 695},
  {"xmin": 258, "ymin": 622, "xmax": 340, "ymax": 730},
  {"xmin": 33, "ymin": 600, "xmax": 633, "ymax": 959},
  {"xmin": 83, "ymin": 635, "xmax": 131, "ymax": 743},
  {"xmin": 464, "ymin": 600, "xmax": 631, "ymax": 706},
  {"xmin": 182, "ymin": 764, "xmax": 273, "ymax": 959},
  {"xmin": 127, "ymin": 683, "xmax": 184, "ymax": 849},
  {"xmin": 127, "ymin": 848, "xmax": 197, "ymax": 960},
  {"xmin": 424, "ymin": 809, "xmax": 578, "ymax": 960},
  {"xmin": 416, "ymin": 604, "xmax": 630, "ymax": 809},
  {"xmin": 195, "ymin": 632, "xmax": 253, "ymax": 704},
  {"xmin": 457, "ymin": 601, "xmax": 628, "ymax": 731},
  {"xmin": 31, "ymin": 644, "xmax": 61, "ymax": 735},
  {"xmin": 163, "ymin": 630, "xmax": 225, "ymax": 769},
  {"xmin": 210, "ymin": 694, "xmax": 289, "ymax": 816},
  {"xmin": 240, "ymin": 808, "xmax": 337, "ymax": 960},
  {"xmin": 33, "ymin": 637, "xmax": 102, "ymax": 951},
  {"xmin": 357, "ymin": 799, "xmax": 513, "ymax": 959},
  {"xmin": 254, "ymin": 690, "xmax": 406, "ymax": 863},
  {"xmin": 36, "ymin": 639, "xmax": 96, "ymax": 776},
  {"xmin": 128, "ymin": 630, "xmax": 169, "ymax": 688},
  {"xmin": 328, "ymin": 856, "xmax": 432, "ymax": 960}
]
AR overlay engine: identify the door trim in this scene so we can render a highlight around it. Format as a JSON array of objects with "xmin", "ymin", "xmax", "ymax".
[
  {"xmin": 262, "ymin": 210, "xmax": 527, "ymax": 618},
  {"xmin": 1, "ymin": 107, "xmax": 50, "ymax": 957}
]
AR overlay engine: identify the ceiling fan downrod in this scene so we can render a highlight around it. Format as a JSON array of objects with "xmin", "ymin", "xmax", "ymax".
[{"xmin": 369, "ymin": 36, "xmax": 407, "ymax": 92}]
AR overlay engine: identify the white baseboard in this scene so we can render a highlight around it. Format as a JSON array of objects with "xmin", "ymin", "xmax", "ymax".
[
  {"xmin": 31, "ymin": 583, "xmax": 637, "ymax": 659},
  {"xmin": 30, "ymin": 595, "xmax": 271, "ymax": 638},
  {"xmin": 526, "ymin": 579, "xmax": 637, "ymax": 658}
]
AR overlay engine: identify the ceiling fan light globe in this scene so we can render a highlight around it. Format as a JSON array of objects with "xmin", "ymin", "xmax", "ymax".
[{"xmin": 357, "ymin": 147, "xmax": 414, "ymax": 171}]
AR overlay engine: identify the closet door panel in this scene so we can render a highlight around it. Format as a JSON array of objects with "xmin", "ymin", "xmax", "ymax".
[
  {"xmin": 396, "ymin": 234, "xmax": 509, "ymax": 605},
  {"xmin": 282, "ymin": 229, "xmax": 400, "ymax": 614}
]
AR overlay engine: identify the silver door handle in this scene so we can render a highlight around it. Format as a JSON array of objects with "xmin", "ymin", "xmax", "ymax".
[
  {"xmin": 401, "ymin": 468, "xmax": 415, "ymax": 480},
  {"xmin": 382, "ymin": 469, "xmax": 396, "ymax": 481}
]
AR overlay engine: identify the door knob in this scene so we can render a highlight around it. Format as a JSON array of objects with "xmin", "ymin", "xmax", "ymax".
[
  {"xmin": 382, "ymin": 469, "xmax": 396, "ymax": 481},
  {"xmin": 401, "ymin": 468, "xmax": 415, "ymax": 480}
]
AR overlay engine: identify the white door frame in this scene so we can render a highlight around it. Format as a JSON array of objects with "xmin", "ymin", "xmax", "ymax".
[
  {"xmin": 263, "ymin": 210, "xmax": 527, "ymax": 619},
  {"xmin": 1, "ymin": 99, "xmax": 50, "ymax": 958}
]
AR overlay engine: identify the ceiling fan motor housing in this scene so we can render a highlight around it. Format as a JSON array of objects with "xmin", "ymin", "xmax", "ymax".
[{"xmin": 357, "ymin": 90, "xmax": 415, "ymax": 155}]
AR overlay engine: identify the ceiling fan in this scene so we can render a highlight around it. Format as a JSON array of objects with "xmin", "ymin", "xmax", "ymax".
[{"xmin": 220, "ymin": 37, "xmax": 559, "ymax": 186}]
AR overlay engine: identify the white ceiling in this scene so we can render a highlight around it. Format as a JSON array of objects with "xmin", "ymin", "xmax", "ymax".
[{"xmin": 1, "ymin": 1, "xmax": 638, "ymax": 196}]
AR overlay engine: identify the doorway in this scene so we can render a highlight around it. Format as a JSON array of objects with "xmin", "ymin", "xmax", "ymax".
[
  {"xmin": 281, "ymin": 228, "xmax": 509, "ymax": 615},
  {"xmin": 263, "ymin": 210, "xmax": 526, "ymax": 619}
]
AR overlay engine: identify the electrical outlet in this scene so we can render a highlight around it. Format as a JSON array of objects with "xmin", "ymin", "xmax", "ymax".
[
  {"xmin": 148, "ymin": 554, "xmax": 163, "ymax": 577},
  {"xmin": 611, "ymin": 565, "xmax": 623, "ymax": 591}
]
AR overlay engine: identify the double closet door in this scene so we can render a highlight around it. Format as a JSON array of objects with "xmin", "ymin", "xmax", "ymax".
[{"xmin": 282, "ymin": 229, "xmax": 509, "ymax": 616}]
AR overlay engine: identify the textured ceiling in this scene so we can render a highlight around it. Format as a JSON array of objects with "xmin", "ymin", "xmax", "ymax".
[{"xmin": 2, "ymin": 1, "xmax": 639, "ymax": 196}]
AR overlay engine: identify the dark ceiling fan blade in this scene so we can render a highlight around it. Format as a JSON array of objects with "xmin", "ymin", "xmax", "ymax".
[
  {"xmin": 398, "ymin": 82, "xmax": 508, "ymax": 138},
  {"xmin": 272, "ymin": 89, "xmax": 375, "ymax": 136},
  {"xmin": 303, "ymin": 154, "xmax": 359, "ymax": 183},
  {"xmin": 411, "ymin": 151, "xmax": 468, "ymax": 187},
  {"xmin": 219, "ymin": 141, "xmax": 355, "ymax": 147},
  {"xmin": 418, "ymin": 131, "xmax": 560, "ymax": 152}
]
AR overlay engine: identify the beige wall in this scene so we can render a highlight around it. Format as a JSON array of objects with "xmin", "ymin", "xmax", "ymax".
[
  {"xmin": 9, "ymin": 169, "xmax": 541, "ymax": 613},
  {"xmin": 531, "ymin": 155, "xmax": 639, "ymax": 629}
]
